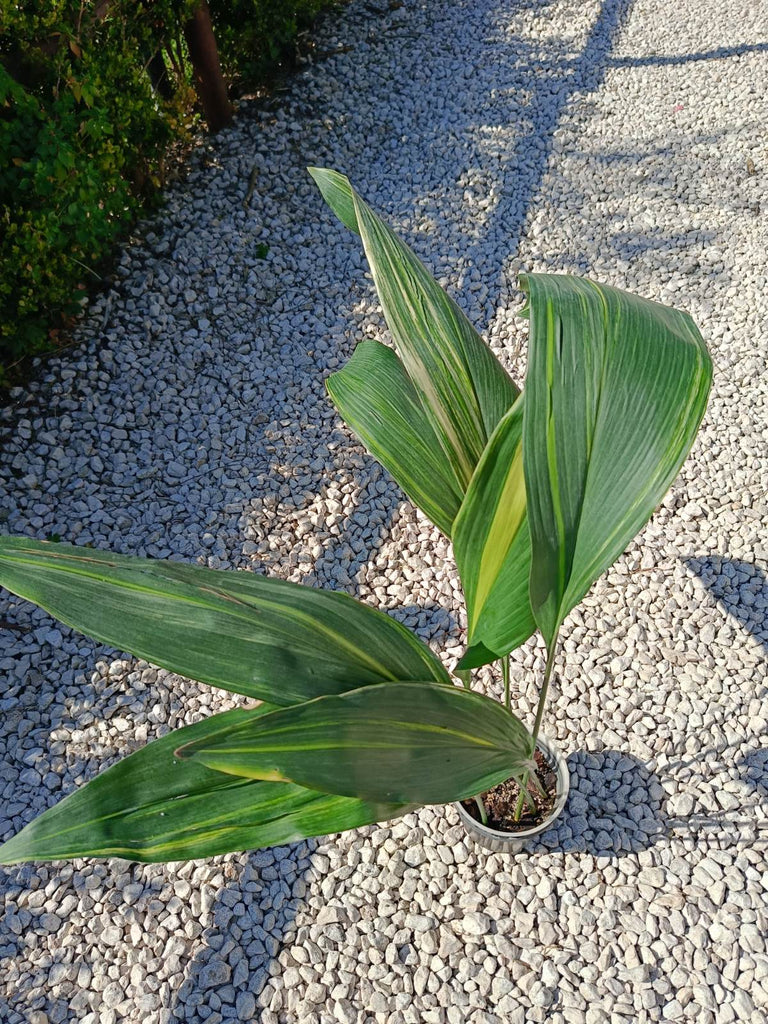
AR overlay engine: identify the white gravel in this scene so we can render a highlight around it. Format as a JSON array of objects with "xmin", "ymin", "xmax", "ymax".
[{"xmin": 2, "ymin": 0, "xmax": 767, "ymax": 1021}]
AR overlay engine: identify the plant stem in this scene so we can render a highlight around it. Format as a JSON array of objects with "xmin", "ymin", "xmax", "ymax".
[
  {"xmin": 513, "ymin": 638, "xmax": 560, "ymax": 822},
  {"xmin": 513, "ymin": 773, "xmax": 539, "ymax": 821},
  {"xmin": 501, "ymin": 654, "xmax": 510, "ymax": 711},
  {"xmin": 455, "ymin": 667, "xmax": 472, "ymax": 690},
  {"xmin": 531, "ymin": 638, "xmax": 559, "ymax": 747},
  {"xmin": 66, "ymin": 254, "xmax": 101, "ymax": 279},
  {"xmin": 474, "ymin": 796, "xmax": 489, "ymax": 826}
]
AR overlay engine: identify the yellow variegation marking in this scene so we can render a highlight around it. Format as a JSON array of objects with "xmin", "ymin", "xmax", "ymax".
[{"xmin": 469, "ymin": 442, "xmax": 526, "ymax": 635}]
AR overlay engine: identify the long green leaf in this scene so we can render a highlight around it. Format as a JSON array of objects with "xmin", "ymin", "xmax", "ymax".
[
  {"xmin": 0, "ymin": 705, "xmax": 410, "ymax": 864},
  {"xmin": 453, "ymin": 395, "xmax": 536, "ymax": 666},
  {"xmin": 176, "ymin": 681, "xmax": 535, "ymax": 805},
  {"xmin": 309, "ymin": 167, "xmax": 519, "ymax": 490},
  {"xmin": 0, "ymin": 539, "xmax": 451, "ymax": 705},
  {"xmin": 521, "ymin": 274, "xmax": 712, "ymax": 645},
  {"xmin": 326, "ymin": 340, "xmax": 463, "ymax": 534}
]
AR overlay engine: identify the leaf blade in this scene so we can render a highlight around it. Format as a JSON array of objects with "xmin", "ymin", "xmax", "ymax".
[
  {"xmin": 176, "ymin": 681, "xmax": 534, "ymax": 805},
  {"xmin": 308, "ymin": 165, "xmax": 359, "ymax": 234},
  {"xmin": 310, "ymin": 167, "xmax": 520, "ymax": 490},
  {"xmin": 521, "ymin": 274, "xmax": 713, "ymax": 644},
  {"xmin": 0, "ymin": 706, "xmax": 410, "ymax": 864},
  {"xmin": 0, "ymin": 539, "xmax": 451, "ymax": 705},
  {"xmin": 453, "ymin": 396, "xmax": 536, "ymax": 664},
  {"xmin": 326, "ymin": 340, "xmax": 463, "ymax": 534}
]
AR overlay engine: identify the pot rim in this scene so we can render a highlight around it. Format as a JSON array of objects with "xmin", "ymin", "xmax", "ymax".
[{"xmin": 455, "ymin": 733, "xmax": 570, "ymax": 842}]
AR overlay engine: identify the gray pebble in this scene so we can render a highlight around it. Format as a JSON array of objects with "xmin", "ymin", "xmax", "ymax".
[{"xmin": 1, "ymin": 1, "xmax": 766, "ymax": 1022}]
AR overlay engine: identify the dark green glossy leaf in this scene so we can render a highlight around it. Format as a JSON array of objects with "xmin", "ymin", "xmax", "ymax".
[
  {"xmin": 455, "ymin": 641, "xmax": 499, "ymax": 672},
  {"xmin": 0, "ymin": 539, "xmax": 451, "ymax": 705},
  {"xmin": 326, "ymin": 340, "xmax": 463, "ymax": 534},
  {"xmin": 0, "ymin": 705, "xmax": 410, "ymax": 865},
  {"xmin": 176, "ymin": 681, "xmax": 535, "ymax": 805}
]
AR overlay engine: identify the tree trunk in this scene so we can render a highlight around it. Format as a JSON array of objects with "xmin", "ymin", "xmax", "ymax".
[{"xmin": 183, "ymin": 1, "xmax": 232, "ymax": 132}]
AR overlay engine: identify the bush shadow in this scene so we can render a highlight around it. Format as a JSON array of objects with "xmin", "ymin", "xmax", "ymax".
[
  {"xmin": 685, "ymin": 555, "xmax": 768, "ymax": 655},
  {"xmin": 167, "ymin": 844, "xmax": 317, "ymax": 1024},
  {"xmin": 536, "ymin": 746, "xmax": 768, "ymax": 857}
]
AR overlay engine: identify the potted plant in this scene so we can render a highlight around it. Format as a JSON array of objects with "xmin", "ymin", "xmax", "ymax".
[
  {"xmin": 0, "ymin": 542, "xmax": 538, "ymax": 863},
  {"xmin": 310, "ymin": 168, "xmax": 712, "ymax": 849},
  {"xmin": 0, "ymin": 173, "xmax": 711, "ymax": 865}
]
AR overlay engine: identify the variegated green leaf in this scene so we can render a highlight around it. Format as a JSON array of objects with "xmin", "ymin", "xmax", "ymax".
[
  {"xmin": 453, "ymin": 395, "xmax": 536, "ymax": 667},
  {"xmin": 0, "ymin": 539, "xmax": 451, "ymax": 706},
  {"xmin": 326, "ymin": 340, "xmax": 463, "ymax": 535},
  {"xmin": 176, "ymin": 681, "xmax": 535, "ymax": 805},
  {"xmin": 521, "ymin": 274, "xmax": 712, "ymax": 645},
  {"xmin": 0, "ymin": 705, "xmax": 410, "ymax": 864},
  {"xmin": 309, "ymin": 167, "xmax": 519, "ymax": 491}
]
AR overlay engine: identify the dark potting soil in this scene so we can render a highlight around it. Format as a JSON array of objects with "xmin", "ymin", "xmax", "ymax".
[{"xmin": 461, "ymin": 748, "xmax": 558, "ymax": 833}]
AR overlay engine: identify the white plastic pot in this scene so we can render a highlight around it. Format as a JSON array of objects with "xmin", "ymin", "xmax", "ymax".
[{"xmin": 455, "ymin": 734, "xmax": 570, "ymax": 854}]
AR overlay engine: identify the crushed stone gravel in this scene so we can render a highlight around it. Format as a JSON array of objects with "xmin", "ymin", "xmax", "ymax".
[{"xmin": 2, "ymin": 0, "xmax": 767, "ymax": 1022}]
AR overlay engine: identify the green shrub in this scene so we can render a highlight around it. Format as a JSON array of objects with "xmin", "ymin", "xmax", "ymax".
[
  {"xmin": 210, "ymin": 0, "xmax": 338, "ymax": 88},
  {"xmin": 0, "ymin": 2, "xmax": 339, "ymax": 382},
  {"xmin": 0, "ymin": 1, "xmax": 198, "ymax": 380},
  {"xmin": 0, "ymin": 1, "xmax": 342, "ymax": 383}
]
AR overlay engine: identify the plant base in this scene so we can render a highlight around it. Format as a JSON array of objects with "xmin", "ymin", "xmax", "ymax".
[{"xmin": 455, "ymin": 734, "xmax": 569, "ymax": 854}]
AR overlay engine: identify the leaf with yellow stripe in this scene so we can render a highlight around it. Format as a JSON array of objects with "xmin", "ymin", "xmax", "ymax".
[
  {"xmin": 0, "ymin": 705, "xmax": 412, "ymax": 865},
  {"xmin": 326, "ymin": 340, "xmax": 463, "ymax": 535},
  {"xmin": 175, "ymin": 681, "xmax": 535, "ymax": 805},
  {"xmin": 521, "ymin": 274, "xmax": 712, "ymax": 645},
  {"xmin": 0, "ymin": 538, "xmax": 451, "ymax": 706},
  {"xmin": 310, "ymin": 167, "xmax": 519, "ymax": 492},
  {"xmin": 453, "ymin": 395, "xmax": 536, "ymax": 668}
]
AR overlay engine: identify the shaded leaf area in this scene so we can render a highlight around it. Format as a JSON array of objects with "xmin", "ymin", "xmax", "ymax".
[
  {"xmin": 327, "ymin": 340, "xmax": 463, "ymax": 535},
  {"xmin": 0, "ymin": 707, "xmax": 411, "ymax": 865},
  {"xmin": 177, "ymin": 681, "xmax": 535, "ymax": 805},
  {"xmin": 0, "ymin": 539, "xmax": 451, "ymax": 706}
]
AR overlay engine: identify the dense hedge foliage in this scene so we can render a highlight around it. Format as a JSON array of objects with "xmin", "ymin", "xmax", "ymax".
[
  {"xmin": 211, "ymin": 0, "xmax": 333, "ymax": 87},
  {"xmin": 0, "ymin": 1, "xmax": 338, "ymax": 383}
]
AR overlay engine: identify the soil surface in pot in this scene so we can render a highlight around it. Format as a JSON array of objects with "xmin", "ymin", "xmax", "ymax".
[{"xmin": 461, "ymin": 749, "xmax": 558, "ymax": 833}]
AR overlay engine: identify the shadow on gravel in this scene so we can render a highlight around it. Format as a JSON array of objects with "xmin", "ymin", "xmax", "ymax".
[
  {"xmin": 741, "ymin": 746, "xmax": 768, "ymax": 801},
  {"xmin": 455, "ymin": 0, "xmax": 636, "ymax": 297},
  {"xmin": 552, "ymin": 750, "xmax": 666, "ymax": 856},
  {"xmin": 607, "ymin": 41, "xmax": 768, "ymax": 69},
  {"xmin": 548, "ymin": 748, "xmax": 767, "ymax": 856},
  {"xmin": 0, "ymin": 657, "xmax": 199, "ymax": 1024},
  {"xmin": 167, "ymin": 844, "xmax": 315, "ymax": 1024},
  {"xmin": 242, "ymin": 454, "xmax": 460, "ymax": 648},
  {"xmin": 0, "ymin": 633, "xmax": 320, "ymax": 1024},
  {"xmin": 686, "ymin": 556, "xmax": 768, "ymax": 654},
  {"xmin": 609, "ymin": 224, "xmax": 719, "ymax": 264}
]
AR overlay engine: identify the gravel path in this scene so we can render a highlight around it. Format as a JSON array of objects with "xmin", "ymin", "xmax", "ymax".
[{"xmin": 2, "ymin": 0, "xmax": 767, "ymax": 1021}]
